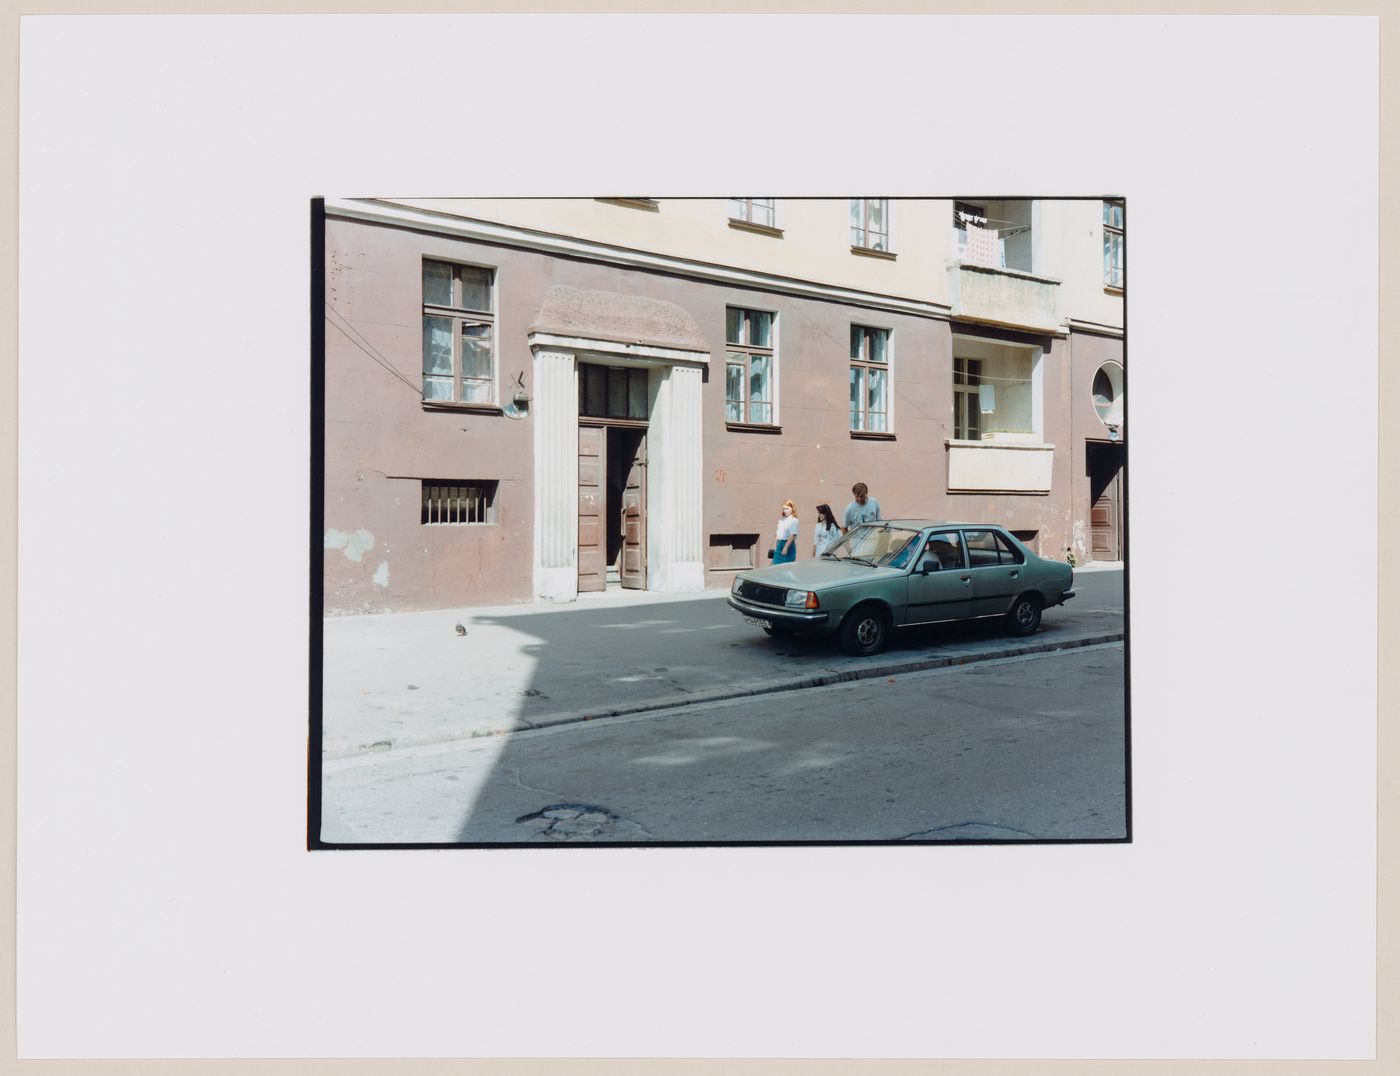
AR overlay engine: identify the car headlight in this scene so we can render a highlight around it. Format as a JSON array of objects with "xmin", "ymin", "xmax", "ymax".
[
  {"xmin": 731, "ymin": 577, "xmax": 742, "ymax": 594},
  {"xmin": 785, "ymin": 589, "xmax": 819, "ymax": 610}
]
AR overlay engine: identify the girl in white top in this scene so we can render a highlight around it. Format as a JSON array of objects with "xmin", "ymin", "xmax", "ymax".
[
  {"xmin": 772, "ymin": 500, "xmax": 800, "ymax": 564},
  {"xmin": 813, "ymin": 502, "xmax": 844, "ymax": 557}
]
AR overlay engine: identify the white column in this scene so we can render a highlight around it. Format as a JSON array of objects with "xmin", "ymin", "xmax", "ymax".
[
  {"xmin": 648, "ymin": 363, "xmax": 705, "ymax": 593},
  {"xmin": 531, "ymin": 348, "xmax": 578, "ymax": 602}
]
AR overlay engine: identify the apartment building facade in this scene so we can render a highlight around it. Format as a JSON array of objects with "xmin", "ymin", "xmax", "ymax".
[{"xmin": 321, "ymin": 197, "xmax": 1125, "ymax": 614}]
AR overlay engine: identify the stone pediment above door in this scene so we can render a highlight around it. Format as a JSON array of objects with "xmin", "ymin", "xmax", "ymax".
[{"xmin": 528, "ymin": 285, "xmax": 710, "ymax": 363}]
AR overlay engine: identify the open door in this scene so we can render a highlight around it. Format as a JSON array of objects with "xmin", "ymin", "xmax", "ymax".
[
  {"xmin": 1088, "ymin": 442, "xmax": 1124, "ymax": 562},
  {"xmin": 620, "ymin": 431, "xmax": 647, "ymax": 590}
]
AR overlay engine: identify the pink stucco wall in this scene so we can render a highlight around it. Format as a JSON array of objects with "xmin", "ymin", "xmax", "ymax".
[
  {"xmin": 1067, "ymin": 330, "xmax": 1128, "ymax": 562},
  {"xmin": 323, "ymin": 216, "xmax": 1109, "ymax": 613}
]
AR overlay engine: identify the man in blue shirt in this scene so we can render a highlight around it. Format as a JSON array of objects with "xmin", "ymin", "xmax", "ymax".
[{"xmin": 843, "ymin": 482, "xmax": 882, "ymax": 529}]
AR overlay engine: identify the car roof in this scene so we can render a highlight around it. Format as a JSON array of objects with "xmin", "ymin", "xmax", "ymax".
[{"xmin": 864, "ymin": 519, "xmax": 1010, "ymax": 530}]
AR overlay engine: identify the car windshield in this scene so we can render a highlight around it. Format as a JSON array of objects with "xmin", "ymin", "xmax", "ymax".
[{"xmin": 824, "ymin": 525, "xmax": 924, "ymax": 568}]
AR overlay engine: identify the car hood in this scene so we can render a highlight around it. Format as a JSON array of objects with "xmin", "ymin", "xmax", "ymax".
[{"xmin": 739, "ymin": 558, "xmax": 903, "ymax": 590}]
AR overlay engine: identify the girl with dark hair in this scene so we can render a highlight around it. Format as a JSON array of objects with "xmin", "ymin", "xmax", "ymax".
[{"xmin": 813, "ymin": 502, "xmax": 844, "ymax": 557}]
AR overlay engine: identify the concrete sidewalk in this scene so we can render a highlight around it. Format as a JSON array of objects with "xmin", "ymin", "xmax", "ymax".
[{"xmin": 320, "ymin": 568, "xmax": 1124, "ymax": 760}]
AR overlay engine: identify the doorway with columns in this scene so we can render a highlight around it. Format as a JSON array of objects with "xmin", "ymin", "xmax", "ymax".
[{"xmin": 527, "ymin": 286, "xmax": 710, "ymax": 604}]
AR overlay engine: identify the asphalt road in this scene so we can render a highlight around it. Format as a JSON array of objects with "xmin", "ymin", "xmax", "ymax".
[
  {"xmin": 321, "ymin": 641, "xmax": 1127, "ymax": 845},
  {"xmin": 320, "ymin": 569, "xmax": 1124, "ymax": 757}
]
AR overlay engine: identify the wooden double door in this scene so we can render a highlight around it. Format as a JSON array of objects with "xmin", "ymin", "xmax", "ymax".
[{"xmin": 578, "ymin": 424, "xmax": 647, "ymax": 592}]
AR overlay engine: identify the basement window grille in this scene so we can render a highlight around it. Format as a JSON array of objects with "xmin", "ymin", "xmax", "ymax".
[
  {"xmin": 421, "ymin": 480, "xmax": 497, "ymax": 525},
  {"xmin": 708, "ymin": 533, "xmax": 758, "ymax": 571}
]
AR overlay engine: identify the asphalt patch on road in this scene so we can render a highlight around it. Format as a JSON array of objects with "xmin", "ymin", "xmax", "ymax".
[{"xmin": 515, "ymin": 803, "xmax": 651, "ymax": 842}]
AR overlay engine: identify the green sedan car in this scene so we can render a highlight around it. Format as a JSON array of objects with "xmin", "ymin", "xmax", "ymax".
[{"xmin": 726, "ymin": 520, "xmax": 1075, "ymax": 656}]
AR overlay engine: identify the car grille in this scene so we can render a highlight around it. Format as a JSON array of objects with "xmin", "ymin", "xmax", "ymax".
[{"xmin": 737, "ymin": 580, "xmax": 788, "ymax": 607}]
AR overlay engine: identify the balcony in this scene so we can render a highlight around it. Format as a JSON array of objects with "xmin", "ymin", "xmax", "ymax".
[
  {"xmin": 946, "ymin": 438, "xmax": 1055, "ymax": 494},
  {"xmin": 947, "ymin": 262, "xmax": 1061, "ymax": 334}
]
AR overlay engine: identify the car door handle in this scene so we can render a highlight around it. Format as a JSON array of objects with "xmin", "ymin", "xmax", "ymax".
[
  {"xmin": 1009, "ymin": 570, "xmax": 1019, "ymax": 578},
  {"xmin": 960, "ymin": 575, "xmax": 971, "ymax": 582}
]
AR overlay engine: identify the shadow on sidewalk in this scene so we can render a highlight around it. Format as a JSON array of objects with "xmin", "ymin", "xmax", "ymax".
[{"xmin": 441, "ymin": 577, "xmax": 1122, "ymax": 844}]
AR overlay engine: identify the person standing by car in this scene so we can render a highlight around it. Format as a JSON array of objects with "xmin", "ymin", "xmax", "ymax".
[
  {"xmin": 843, "ymin": 482, "xmax": 881, "ymax": 529},
  {"xmin": 813, "ymin": 503, "xmax": 843, "ymax": 557},
  {"xmin": 772, "ymin": 500, "xmax": 800, "ymax": 564}
]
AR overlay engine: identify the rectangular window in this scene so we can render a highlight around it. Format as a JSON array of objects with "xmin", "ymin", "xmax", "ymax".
[
  {"xmin": 579, "ymin": 364, "xmax": 649, "ymax": 420},
  {"xmin": 421, "ymin": 480, "xmax": 497, "ymax": 525},
  {"xmin": 708, "ymin": 533, "xmax": 758, "ymax": 571},
  {"xmin": 728, "ymin": 198, "xmax": 776, "ymax": 229},
  {"xmin": 850, "ymin": 199, "xmax": 890, "ymax": 251},
  {"xmin": 725, "ymin": 307, "xmax": 776, "ymax": 425},
  {"xmin": 849, "ymin": 325, "xmax": 890, "ymax": 432},
  {"xmin": 1103, "ymin": 200, "xmax": 1125, "ymax": 289},
  {"xmin": 1011, "ymin": 529, "xmax": 1039, "ymax": 554},
  {"xmin": 953, "ymin": 357, "xmax": 982, "ymax": 439},
  {"xmin": 422, "ymin": 260, "xmax": 496, "ymax": 405}
]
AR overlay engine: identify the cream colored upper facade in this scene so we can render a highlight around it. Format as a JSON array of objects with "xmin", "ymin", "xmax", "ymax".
[{"xmin": 385, "ymin": 197, "xmax": 1124, "ymax": 333}]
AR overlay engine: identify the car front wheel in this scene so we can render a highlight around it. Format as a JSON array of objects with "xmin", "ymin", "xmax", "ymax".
[
  {"xmin": 1007, "ymin": 594, "xmax": 1042, "ymax": 636},
  {"xmin": 839, "ymin": 604, "xmax": 891, "ymax": 656}
]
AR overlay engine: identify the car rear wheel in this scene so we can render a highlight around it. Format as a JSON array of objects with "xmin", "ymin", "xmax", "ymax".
[
  {"xmin": 839, "ymin": 604, "xmax": 891, "ymax": 656},
  {"xmin": 1007, "ymin": 594, "xmax": 1042, "ymax": 636}
]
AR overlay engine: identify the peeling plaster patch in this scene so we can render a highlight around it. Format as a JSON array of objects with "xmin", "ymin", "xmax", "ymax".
[
  {"xmin": 324, "ymin": 528, "xmax": 374, "ymax": 563},
  {"xmin": 1071, "ymin": 520, "xmax": 1087, "ymax": 556},
  {"xmin": 372, "ymin": 560, "xmax": 390, "ymax": 588}
]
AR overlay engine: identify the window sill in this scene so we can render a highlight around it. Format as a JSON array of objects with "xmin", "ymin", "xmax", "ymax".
[
  {"xmin": 422, "ymin": 401, "xmax": 504, "ymax": 415},
  {"xmin": 1104, "ymin": 285, "xmax": 1125, "ymax": 296},
  {"xmin": 850, "ymin": 430, "xmax": 896, "ymax": 441},
  {"xmin": 597, "ymin": 197, "xmax": 659, "ymax": 211},
  {"xmin": 851, "ymin": 245, "xmax": 897, "ymax": 261},
  {"xmin": 725, "ymin": 421, "xmax": 782, "ymax": 435},
  {"xmin": 728, "ymin": 219, "xmax": 784, "ymax": 239},
  {"xmin": 945, "ymin": 438, "xmax": 1054, "ymax": 450}
]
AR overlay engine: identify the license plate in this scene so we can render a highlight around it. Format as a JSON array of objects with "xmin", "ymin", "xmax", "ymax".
[{"xmin": 743, "ymin": 615, "xmax": 772, "ymax": 629}]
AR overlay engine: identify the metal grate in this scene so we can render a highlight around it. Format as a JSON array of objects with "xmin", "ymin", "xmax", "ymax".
[
  {"xmin": 737, "ymin": 580, "xmax": 788, "ymax": 607},
  {"xmin": 421, "ymin": 480, "xmax": 496, "ymax": 525}
]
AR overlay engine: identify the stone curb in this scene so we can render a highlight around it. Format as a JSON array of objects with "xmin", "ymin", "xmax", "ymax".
[{"xmin": 324, "ymin": 631, "xmax": 1125, "ymax": 762}]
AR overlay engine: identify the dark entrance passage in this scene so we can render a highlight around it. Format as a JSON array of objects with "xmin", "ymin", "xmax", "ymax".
[
  {"xmin": 578, "ymin": 422, "xmax": 647, "ymax": 592},
  {"xmin": 1087, "ymin": 442, "xmax": 1125, "ymax": 562}
]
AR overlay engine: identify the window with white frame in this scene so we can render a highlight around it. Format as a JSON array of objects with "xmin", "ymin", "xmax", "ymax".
[
  {"xmin": 849, "ymin": 325, "xmax": 890, "ymax": 432},
  {"xmin": 728, "ymin": 198, "xmax": 776, "ymax": 229},
  {"xmin": 953, "ymin": 357, "xmax": 982, "ymax": 440},
  {"xmin": 849, "ymin": 199, "xmax": 890, "ymax": 252},
  {"xmin": 422, "ymin": 260, "xmax": 496, "ymax": 404},
  {"xmin": 725, "ymin": 307, "xmax": 775, "ymax": 425},
  {"xmin": 1103, "ymin": 200, "xmax": 1125, "ymax": 289}
]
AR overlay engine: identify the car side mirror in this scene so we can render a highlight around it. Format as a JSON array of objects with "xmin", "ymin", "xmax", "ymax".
[{"xmin": 921, "ymin": 560, "xmax": 939, "ymax": 574}]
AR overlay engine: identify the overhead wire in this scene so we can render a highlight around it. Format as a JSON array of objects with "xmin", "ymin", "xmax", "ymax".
[{"xmin": 323, "ymin": 303, "xmax": 424, "ymax": 395}]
